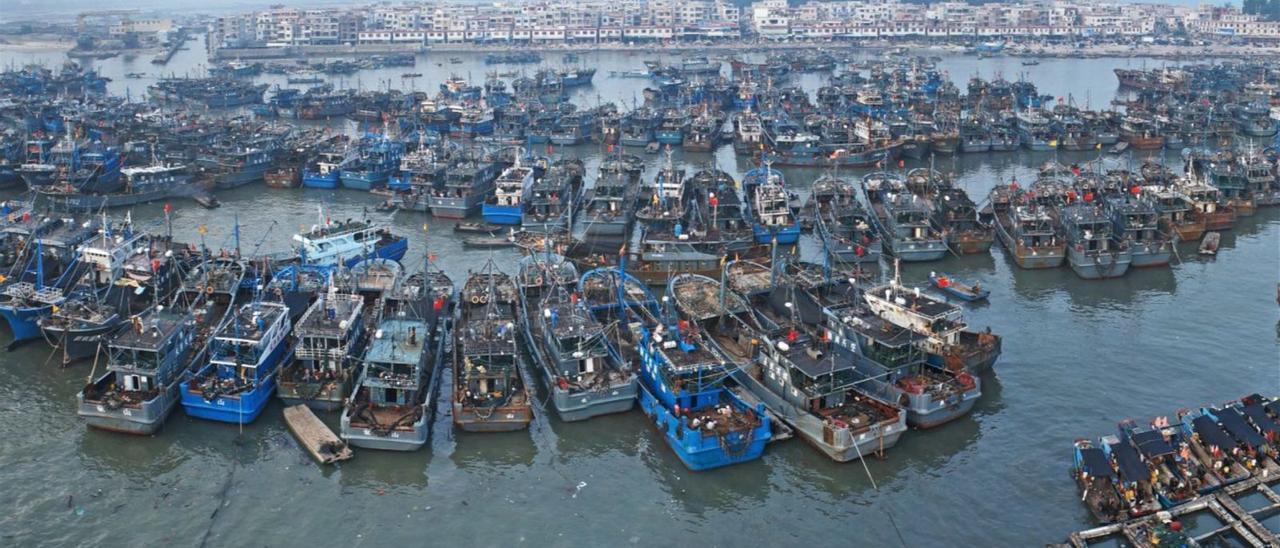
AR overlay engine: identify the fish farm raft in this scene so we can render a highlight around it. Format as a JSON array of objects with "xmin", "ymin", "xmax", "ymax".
[{"xmin": 0, "ymin": 27, "xmax": 1276, "ymax": 547}]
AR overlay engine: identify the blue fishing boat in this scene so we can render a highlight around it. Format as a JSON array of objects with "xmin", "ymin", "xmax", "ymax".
[
  {"xmin": 0, "ymin": 216, "xmax": 98, "ymax": 344},
  {"xmin": 928, "ymin": 272, "xmax": 990, "ymax": 302},
  {"xmin": 482, "ymin": 158, "xmax": 534, "ymax": 225},
  {"xmin": 593, "ymin": 268, "xmax": 771, "ymax": 470},
  {"xmin": 181, "ymin": 300, "xmax": 292, "ymax": 424},
  {"xmin": 742, "ymin": 164, "xmax": 800, "ymax": 245},
  {"xmin": 301, "ymin": 146, "xmax": 348, "ymax": 189},
  {"xmin": 339, "ymin": 134, "xmax": 404, "ymax": 191}
]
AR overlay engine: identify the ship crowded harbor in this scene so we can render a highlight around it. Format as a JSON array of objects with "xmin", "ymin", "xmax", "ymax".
[{"xmin": 0, "ymin": 25, "xmax": 1277, "ymax": 547}]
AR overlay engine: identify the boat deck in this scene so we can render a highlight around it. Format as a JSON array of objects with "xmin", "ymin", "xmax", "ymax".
[
  {"xmin": 365, "ymin": 319, "xmax": 428, "ymax": 365},
  {"xmin": 112, "ymin": 312, "xmax": 187, "ymax": 351}
]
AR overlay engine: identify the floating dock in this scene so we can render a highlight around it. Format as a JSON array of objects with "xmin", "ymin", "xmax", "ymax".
[
  {"xmin": 1057, "ymin": 476, "xmax": 1280, "ymax": 547},
  {"xmin": 283, "ymin": 404, "xmax": 353, "ymax": 465}
]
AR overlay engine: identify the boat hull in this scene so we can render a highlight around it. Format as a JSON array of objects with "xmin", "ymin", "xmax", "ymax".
[
  {"xmin": 1067, "ymin": 248, "xmax": 1132, "ymax": 279},
  {"xmin": 40, "ymin": 318, "xmax": 122, "ymax": 364},
  {"xmin": 452, "ymin": 402, "xmax": 534, "ymax": 432},
  {"xmin": 0, "ymin": 303, "xmax": 53, "ymax": 343},
  {"xmin": 733, "ymin": 368, "xmax": 905, "ymax": 461},
  {"xmin": 341, "ymin": 411, "xmax": 429, "ymax": 451},
  {"xmin": 301, "ymin": 172, "xmax": 339, "ymax": 189},
  {"xmin": 277, "ymin": 376, "xmax": 350, "ymax": 412},
  {"xmin": 638, "ymin": 383, "xmax": 769, "ymax": 470},
  {"xmin": 78, "ymin": 383, "xmax": 181, "ymax": 435},
  {"xmin": 180, "ymin": 373, "xmax": 278, "ymax": 424}
]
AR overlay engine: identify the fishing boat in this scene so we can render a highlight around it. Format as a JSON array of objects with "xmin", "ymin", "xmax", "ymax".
[
  {"xmin": 985, "ymin": 184, "xmax": 1066, "ymax": 269},
  {"xmin": 521, "ymin": 159, "xmax": 583, "ymax": 231},
  {"xmin": 452, "ymin": 261, "xmax": 533, "ymax": 432},
  {"xmin": 707, "ymin": 269, "xmax": 909, "ymax": 461},
  {"xmin": 340, "ymin": 310, "xmax": 446, "ymax": 451},
  {"xmin": 181, "ymin": 300, "xmax": 292, "ymax": 424},
  {"xmin": 428, "ymin": 157, "xmax": 500, "ymax": 219},
  {"xmin": 339, "ymin": 134, "xmax": 404, "ymax": 191},
  {"xmin": 292, "ymin": 213, "xmax": 407, "ymax": 268},
  {"xmin": 76, "ymin": 304, "xmax": 202, "ymax": 434},
  {"xmin": 806, "ymin": 174, "xmax": 880, "ymax": 264},
  {"xmin": 742, "ymin": 164, "xmax": 800, "ymax": 245},
  {"xmin": 276, "ymin": 289, "xmax": 365, "ymax": 411},
  {"xmin": 1119, "ymin": 116, "xmax": 1164, "ymax": 150},
  {"xmin": 932, "ymin": 187, "xmax": 995, "ymax": 255},
  {"xmin": 579, "ymin": 153, "xmax": 642, "ymax": 239},
  {"xmin": 1181, "ymin": 180, "xmax": 1236, "ymax": 232},
  {"xmin": 197, "ymin": 148, "xmax": 271, "ymax": 190},
  {"xmin": 1146, "ymin": 185, "xmax": 1206, "ymax": 243},
  {"xmin": 519, "ymin": 255, "xmax": 636, "ymax": 421},
  {"xmin": 37, "ymin": 221, "xmax": 152, "ymax": 364},
  {"xmin": 1116, "ymin": 419, "xmax": 1205, "ymax": 506},
  {"xmin": 585, "ymin": 267, "xmax": 770, "ymax": 470},
  {"xmin": 481, "ymin": 157, "xmax": 534, "ymax": 226},
  {"xmin": 1016, "ymin": 109, "xmax": 1057, "ymax": 151},
  {"xmin": 1105, "ymin": 192, "xmax": 1173, "ymax": 268},
  {"xmin": 301, "ymin": 146, "xmax": 347, "ymax": 189},
  {"xmin": 840, "ymin": 305, "xmax": 980, "ymax": 428},
  {"xmin": 862, "ymin": 172, "xmax": 948, "ymax": 262},
  {"xmin": 928, "ymin": 272, "xmax": 989, "ymax": 302},
  {"xmin": 1057, "ymin": 202, "xmax": 1133, "ymax": 279},
  {"xmin": 0, "ymin": 215, "xmax": 99, "ymax": 344},
  {"xmin": 863, "ymin": 271, "xmax": 1001, "ymax": 374}
]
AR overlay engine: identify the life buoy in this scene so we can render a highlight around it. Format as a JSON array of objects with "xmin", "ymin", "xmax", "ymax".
[
  {"xmin": 206, "ymin": 285, "xmax": 214, "ymax": 295},
  {"xmin": 533, "ymin": 276, "xmax": 543, "ymax": 286},
  {"xmin": 470, "ymin": 295, "xmax": 481, "ymax": 304}
]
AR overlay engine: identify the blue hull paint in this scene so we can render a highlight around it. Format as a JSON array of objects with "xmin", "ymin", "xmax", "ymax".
[
  {"xmin": 482, "ymin": 204, "xmax": 522, "ymax": 225},
  {"xmin": 302, "ymin": 171, "xmax": 339, "ymax": 189},
  {"xmin": 181, "ymin": 374, "xmax": 278, "ymax": 424},
  {"xmin": 340, "ymin": 240, "xmax": 408, "ymax": 268},
  {"xmin": 0, "ymin": 304, "xmax": 51, "ymax": 342},
  {"xmin": 753, "ymin": 224, "xmax": 800, "ymax": 245},
  {"xmin": 340, "ymin": 172, "xmax": 389, "ymax": 190},
  {"xmin": 181, "ymin": 342, "xmax": 289, "ymax": 425},
  {"xmin": 638, "ymin": 382, "xmax": 770, "ymax": 471}
]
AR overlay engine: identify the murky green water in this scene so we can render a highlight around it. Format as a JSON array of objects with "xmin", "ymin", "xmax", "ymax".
[{"xmin": 0, "ymin": 42, "xmax": 1277, "ymax": 547}]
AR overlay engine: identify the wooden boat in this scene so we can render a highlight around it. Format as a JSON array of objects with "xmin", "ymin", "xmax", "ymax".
[
  {"xmin": 284, "ymin": 404, "xmax": 353, "ymax": 464},
  {"xmin": 462, "ymin": 235, "xmax": 512, "ymax": 249},
  {"xmin": 454, "ymin": 221, "xmax": 501, "ymax": 235},
  {"xmin": 928, "ymin": 272, "xmax": 989, "ymax": 302},
  {"xmin": 1198, "ymin": 231, "xmax": 1220, "ymax": 255}
]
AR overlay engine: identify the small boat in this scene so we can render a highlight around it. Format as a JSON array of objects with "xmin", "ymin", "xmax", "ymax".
[
  {"xmin": 462, "ymin": 235, "xmax": 512, "ymax": 249},
  {"xmin": 193, "ymin": 191, "xmax": 220, "ymax": 209},
  {"xmin": 454, "ymin": 221, "xmax": 501, "ymax": 235},
  {"xmin": 928, "ymin": 272, "xmax": 990, "ymax": 302},
  {"xmin": 1021, "ymin": 59, "xmax": 1040, "ymax": 66},
  {"xmin": 401, "ymin": 72, "xmax": 423, "ymax": 78},
  {"xmin": 1109, "ymin": 142, "xmax": 1129, "ymax": 155},
  {"xmin": 1199, "ymin": 231, "xmax": 1220, "ymax": 255}
]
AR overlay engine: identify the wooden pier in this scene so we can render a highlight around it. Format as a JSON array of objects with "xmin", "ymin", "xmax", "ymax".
[
  {"xmin": 1057, "ymin": 476, "xmax": 1280, "ymax": 547},
  {"xmin": 283, "ymin": 405, "xmax": 353, "ymax": 465}
]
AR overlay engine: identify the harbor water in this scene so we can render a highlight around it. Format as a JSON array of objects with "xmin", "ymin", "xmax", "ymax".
[{"xmin": 0, "ymin": 44, "xmax": 1277, "ymax": 546}]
